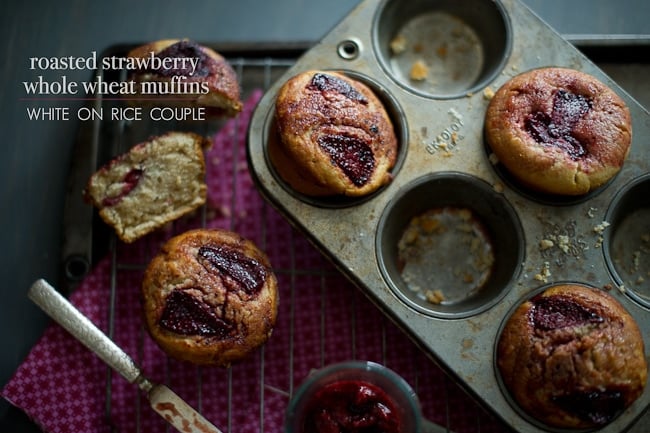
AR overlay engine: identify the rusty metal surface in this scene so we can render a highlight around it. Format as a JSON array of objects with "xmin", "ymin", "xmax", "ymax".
[{"xmin": 246, "ymin": 0, "xmax": 650, "ymax": 431}]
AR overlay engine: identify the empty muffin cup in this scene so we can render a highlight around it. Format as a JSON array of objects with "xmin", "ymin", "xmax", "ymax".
[
  {"xmin": 604, "ymin": 174, "xmax": 650, "ymax": 308},
  {"xmin": 373, "ymin": 0, "xmax": 511, "ymax": 99},
  {"xmin": 376, "ymin": 172, "xmax": 523, "ymax": 318},
  {"xmin": 264, "ymin": 70, "xmax": 408, "ymax": 208}
]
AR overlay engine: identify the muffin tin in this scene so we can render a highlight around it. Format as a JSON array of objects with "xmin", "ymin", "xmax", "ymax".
[{"xmin": 246, "ymin": 0, "xmax": 650, "ymax": 431}]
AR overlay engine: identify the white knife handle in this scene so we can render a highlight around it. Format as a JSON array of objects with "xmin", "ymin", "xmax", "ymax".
[
  {"xmin": 28, "ymin": 279, "xmax": 223, "ymax": 433},
  {"xmin": 149, "ymin": 384, "xmax": 224, "ymax": 433},
  {"xmin": 28, "ymin": 279, "xmax": 143, "ymax": 384}
]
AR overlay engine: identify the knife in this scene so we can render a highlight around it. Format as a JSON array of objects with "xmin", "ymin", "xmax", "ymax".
[{"xmin": 28, "ymin": 278, "xmax": 223, "ymax": 433}]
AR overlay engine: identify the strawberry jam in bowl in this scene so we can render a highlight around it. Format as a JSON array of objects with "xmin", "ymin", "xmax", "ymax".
[{"xmin": 284, "ymin": 361, "xmax": 422, "ymax": 433}]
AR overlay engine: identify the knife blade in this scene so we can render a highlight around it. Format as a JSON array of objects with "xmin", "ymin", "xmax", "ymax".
[{"xmin": 28, "ymin": 278, "xmax": 223, "ymax": 433}]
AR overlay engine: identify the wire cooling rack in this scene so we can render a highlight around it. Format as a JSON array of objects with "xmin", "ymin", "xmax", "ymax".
[{"xmin": 61, "ymin": 44, "xmax": 510, "ymax": 433}]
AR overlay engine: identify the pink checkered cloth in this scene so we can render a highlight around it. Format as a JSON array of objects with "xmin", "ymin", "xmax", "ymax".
[{"xmin": 2, "ymin": 91, "xmax": 507, "ymax": 433}]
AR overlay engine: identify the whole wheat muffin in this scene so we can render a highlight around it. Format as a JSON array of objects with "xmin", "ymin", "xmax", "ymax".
[
  {"xmin": 485, "ymin": 67, "xmax": 631, "ymax": 196},
  {"xmin": 84, "ymin": 131, "xmax": 209, "ymax": 243},
  {"xmin": 127, "ymin": 39, "xmax": 242, "ymax": 116},
  {"xmin": 497, "ymin": 284, "xmax": 647, "ymax": 429},
  {"xmin": 272, "ymin": 70, "xmax": 398, "ymax": 197},
  {"xmin": 142, "ymin": 229, "xmax": 279, "ymax": 367}
]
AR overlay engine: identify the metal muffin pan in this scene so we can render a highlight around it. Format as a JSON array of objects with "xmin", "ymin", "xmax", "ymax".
[{"xmin": 246, "ymin": 0, "xmax": 650, "ymax": 431}]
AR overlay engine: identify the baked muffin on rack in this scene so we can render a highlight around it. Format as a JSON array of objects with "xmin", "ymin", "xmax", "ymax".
[
  {"xmin": 485, "ymin": 67, "xmax": 632, "ymax": 195},
  {"xmin": 142, "ymin": 228, "xmax": 279, "ymax": 367},
  {"xmin": 84, "ymin": 131, "xmax": 209, "ymax": 243},
  {"xmin": 272, "ymin": 70, "xmax": 398, "ymax": 197},
  {"xmin": 126, "ymin": 39, "xmax": 242, "ymax": 117},
  {"xmin": 497, "ymin": 283, "xmax": 647, "ymax": 429}
]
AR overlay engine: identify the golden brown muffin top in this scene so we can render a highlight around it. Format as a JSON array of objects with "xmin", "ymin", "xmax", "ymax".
[{"xmin": 497, "ymin": 284, "xmax": 647, "ymax": 428}]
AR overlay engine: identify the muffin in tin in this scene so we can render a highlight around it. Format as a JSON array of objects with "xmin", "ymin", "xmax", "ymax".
[
  {"xmin": 497, "ymin": 283, "xmax": 647, "ymax": 429},
  {"xmin": 485, "ymin": 67, "xmax": 632, "ymax": 196},
  {"xmin": 272, "ymin": 70, "xmax": 398, "ymax": 197}
]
